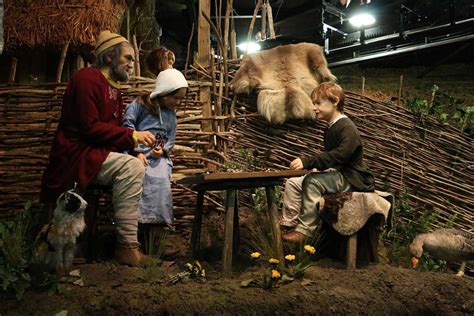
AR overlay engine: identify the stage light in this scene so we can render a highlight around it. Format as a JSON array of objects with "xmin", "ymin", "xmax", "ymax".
[
  {"xmin": 349, "ymin": 13, "xmax": 376, "ymax": 27},
  {"xmin": 237, "ymin": 42, "xmax": 261, "ymax": 53}
]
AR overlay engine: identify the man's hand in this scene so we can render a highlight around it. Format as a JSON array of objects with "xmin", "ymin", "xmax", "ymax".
[
  {"xmin": 136, "ymin": 152, "xmax": 148, "ymax": 166},
  {"xmin": 289, "ymin": 158, "xmax": 304, "ymax": 170},
  {"xmin": 150, "ymin": 146, "xmax": 164, "ymax": 158},
  {"xmin": 136, "ymin": 131, "xmax": 156, "ymax": 147}
]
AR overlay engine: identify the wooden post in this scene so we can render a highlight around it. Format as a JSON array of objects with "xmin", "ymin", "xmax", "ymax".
[
  {"xmin": 398, "ymin": 74, "xmax": 404, "ymax": 106},
  {"xmin": 56, "ymin": 40, "xmax": 70, "ymax": 83},
  {"xmin": 76, "ymin": 55, "xmax": 85, "ymax": 71},
  {"xmin": 223, "ymin": 0, "xmax": 233, "ymax": 58},
  {"xmin": 261, "ymin": 0, "xmax": 267, "ymax": 40},
  {"xmin": 132, "ymin": 34, "xmax": 140, "ymax": 77},
  {"xmin": 230, "ymin": 13, "xmax": 238, "ymax": 59},
  {"xmin": 222, "ymin": 189, "xmax": 236, "ymax": 278},
  {"xmin": 361, "ymin": 76, "xmax": 365, "ymax": 95},
  {"xmin": 198, "ymin": 0, "xmax": 212, "ymax": 133},
  {"xmin": 8, "ymin": 57, "xmax": 18, "ymax": 84},
  {"xmin": 191, "ymin": 191, "xmax": 205, "ymax": 258},
  {"xmin": 267, "ymin": 2, "xmax": 276, "ymax": 39},
  {"xmin": 246, "ymin": 0, "xmax": 263, "ymax": 48},
  {"xmin": 265, "ymin": 186, "xmax": 285, "ymax": 268},
  {"xmin": 184, "ymin": 22, "xmax": 195, "ymax": 72},
  {"xmin": 346, "ymin": 233, "xmax": 357, "ymax": 269}
]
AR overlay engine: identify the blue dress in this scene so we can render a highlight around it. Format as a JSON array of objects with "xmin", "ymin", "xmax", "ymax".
[{"xmin": 123, "ymin": 100, "xmax": 177, "ymax": 225}]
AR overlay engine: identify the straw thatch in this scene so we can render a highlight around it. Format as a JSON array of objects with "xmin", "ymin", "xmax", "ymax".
[{"xmin": 3, "ymin": 0, "xmax": 126, "ymax": 51}]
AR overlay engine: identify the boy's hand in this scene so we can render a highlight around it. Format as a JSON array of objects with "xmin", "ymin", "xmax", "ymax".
[
  {"xmin": 136, "ymin": 131, "xmax": 156, "ymax": 147},
  {"xmin": 290, "ymin": 158, "xmax": 304, "ymax": 170},
  {"xmin": 136, "ymin": 152, "xmax": 148, "ymax": 166},
  {"xmin": 150, "ymin": 146, "xmax": 164, "ymax": 158}
]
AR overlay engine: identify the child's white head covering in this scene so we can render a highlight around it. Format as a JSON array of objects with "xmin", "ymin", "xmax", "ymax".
[{"xmin": 150, "ymin": 68, "xmax": 188, "ymax": 99}]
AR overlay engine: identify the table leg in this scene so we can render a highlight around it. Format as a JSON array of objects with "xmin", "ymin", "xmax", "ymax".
[
  {"xmin": 233, "ymin": 190, "xmax": 240, "ymax": 255},
  {"xmin": 265, "ymin": 186, "xmax": 285, "ymax": 268},
  {"xmin": 191, "ymin": 191, "xmax": 205, "ymax": 259},
  {"xmin": 223, "ymin": 189, "xmax": 236, "ymax": 278}
]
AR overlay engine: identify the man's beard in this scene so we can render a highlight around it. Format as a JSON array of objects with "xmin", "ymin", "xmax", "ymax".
[{"xmin": 110, "ymin": 59, "xmax": 131, "ymax": 82}]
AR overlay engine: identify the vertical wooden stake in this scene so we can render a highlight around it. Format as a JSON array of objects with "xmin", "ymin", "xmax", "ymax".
[
  {"xmin": 267, "ymin": 2, "xmax": 276, "ymax": 39},
  {"xmin": 198, "ymin": 0, "xmax": 212, "ymax": 134},
  {"xmin": 230, "ymin": 11, "xmax": 238, "ymax": 59},
  {"xmin": 223, "ymin": 189, "xmax": 236, "ymax": 278},
  {"xmin": 132, "ymin": 34, "xmax": 140, "ymax": 77},
  {"xmin": 56, "ymin": 40, "xmax": 70, "ymax": 83},
  {"xmin": 8, "ymin": 57, "xmax": 18, "ymax": 84},
  {"xmin": 223, "ymin": 0, "xmax": 233, "ymax": 59},
  {"xmin": 184, "ymin": 22, "xmax": 195, "ymax": 72},
  {"xmin": 398, "ymin": 74, "xmax": 404, "ymax": 106},
  {"xmin": 361, "ymin": 76, "xmax": 365, "ymax": 95},
  {"xmin": 261, "ymin": 0, "xmax": 267, "ymax": 40},
  {"xmin": 246, "ymin": 0, "xmax": 263, "ymax": 50}
]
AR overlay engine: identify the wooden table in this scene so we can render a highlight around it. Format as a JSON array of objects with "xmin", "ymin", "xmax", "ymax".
[{"xmin": 177, "ymin": 170, "xmax": 309, "ymax": 278}]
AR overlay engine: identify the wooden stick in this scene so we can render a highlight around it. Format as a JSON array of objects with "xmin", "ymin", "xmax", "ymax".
[
  {"xmin": 267, "ymin": 2, "xmax": 276, "ymax": 39},
  {"xmin": 132, "ymin": 34, "xmax": 140, "ymax": 77},
  {"xmin": 56, "ymin": 40, "xmax": 70, "ymax": 83},
  {"xmin": 223, "ymin": 0, "xmax": 233, "ymax": 59},
  {"xmin": 261, "ymin": 0, "xmax": 267, "ymax": 40},
  {"xmin": 8, "ymin": 57, "xmax": 18, "ymax": 84},
  {"xmin": 246, "ymin": 0, "xmax": 263, "ymax": 50},
  {"xmin": 185, "ymin": 22, "xmax": 195, "ymax": 72},
  {"xmin": 361, "ymin": 76, "xmax": 365, "ymax": 95},
  {"xmin": 398, "ymin": 74, "xmax": 404, "ymax": 106}
]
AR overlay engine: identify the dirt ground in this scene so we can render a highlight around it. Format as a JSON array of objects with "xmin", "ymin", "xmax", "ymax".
[{"xmin": 1, "ymin": 256, "xmax": 473, "ymax": 315}]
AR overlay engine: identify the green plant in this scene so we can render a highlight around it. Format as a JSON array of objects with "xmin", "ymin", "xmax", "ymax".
[
  {"xmin": 384, "ymin": 189, "xmax": 457, "ymax": 270},
  {"xmin": 406, "ymin": 85, "xmax": 473, "ymax": 136},
  {"xmin": 0, "ymin": 203, "xmax": 33, "ymax": 299}
]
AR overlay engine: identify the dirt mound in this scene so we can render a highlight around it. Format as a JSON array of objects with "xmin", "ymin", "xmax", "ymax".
[{"xmin": 1, "ymin": 260, "xmax": 473, "ymax": 315}]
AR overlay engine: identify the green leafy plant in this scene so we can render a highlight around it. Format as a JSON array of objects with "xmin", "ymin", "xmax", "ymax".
[
  {"xmin": 406, "ymin": 85, "xmax": 473, "ymax": 135},
  {"xmin": 384, "ymin": 189, "xmax": 457, "ymax": 270},
  {"xmin": 0, "ymin": 203, "xmax": 33, "ymax": 299}
]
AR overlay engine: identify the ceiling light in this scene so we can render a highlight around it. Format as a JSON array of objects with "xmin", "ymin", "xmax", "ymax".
[{"xmin": 349, "ymin": 13, "xmax": 376, "ymax": 28}]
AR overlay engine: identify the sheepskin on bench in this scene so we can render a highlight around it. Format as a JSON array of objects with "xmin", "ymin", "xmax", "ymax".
[{"xmin": 230, "ymin": 43, "xmax": 336, "ymax": 124}]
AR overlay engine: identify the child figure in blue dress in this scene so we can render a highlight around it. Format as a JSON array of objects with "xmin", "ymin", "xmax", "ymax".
[{"xmin": 123, "ymin": 69, "xmax": 188, "ymax": 229}]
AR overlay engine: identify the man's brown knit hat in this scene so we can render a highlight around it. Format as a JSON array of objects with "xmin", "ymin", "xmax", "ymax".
[{"xmin": 95, "ymin": 30, "xmax": 128, "ymax": 56}]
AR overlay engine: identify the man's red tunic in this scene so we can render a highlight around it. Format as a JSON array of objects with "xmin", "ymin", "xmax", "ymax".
[{"xmin": 40, "ymin": 67, "xmax": 135, "ymax": 202}]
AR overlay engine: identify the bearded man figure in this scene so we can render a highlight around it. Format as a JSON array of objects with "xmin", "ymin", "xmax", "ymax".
[{"xmin": 40, "ymin": 31, "xmax": 156, "ymax": 266}]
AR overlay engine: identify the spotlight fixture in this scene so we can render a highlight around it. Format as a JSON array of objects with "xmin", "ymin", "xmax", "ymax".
[
  {"xmin": 237, "ymin": 42, "xmax": 261, "ymax": 53},
  {"xmin": 349, "ymin": 12, "xmax": 376, "ymax": 27}
]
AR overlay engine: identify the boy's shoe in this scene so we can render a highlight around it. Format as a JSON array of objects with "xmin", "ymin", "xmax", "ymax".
[{"xmin": 282, "ymin": 231, "xmax": 308, "ymax": 244}]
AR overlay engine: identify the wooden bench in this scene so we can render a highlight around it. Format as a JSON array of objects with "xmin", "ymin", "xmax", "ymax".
[{"xmin": 177, "ymin": 170, "xmax": 309, "ymax": 278}]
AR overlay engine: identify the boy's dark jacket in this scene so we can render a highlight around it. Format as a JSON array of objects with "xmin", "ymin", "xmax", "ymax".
[{"xmin": 301, "ymin": 117, "xmax": 374, "ymax": 192}]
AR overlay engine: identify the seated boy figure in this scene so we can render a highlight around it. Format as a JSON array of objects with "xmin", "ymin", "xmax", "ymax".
[{"xmin": 282, "ymin": 82, "xmax": 374, "ymax": 243}]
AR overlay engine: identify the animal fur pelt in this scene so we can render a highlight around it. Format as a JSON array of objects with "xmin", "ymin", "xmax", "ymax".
[
  {"xmin": 230, "ymin": 43, "xmax": 336, "ymax": 124},
  {"xmin": 32, "ymin": 189, "xmax": 87, "ymax": 275},
  {"xmin": 319, "ymin": 191, "xmax": 393, "ymax": 236}
]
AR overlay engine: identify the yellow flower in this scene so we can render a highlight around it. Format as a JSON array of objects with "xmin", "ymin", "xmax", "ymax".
[
  {"xmin": 285, "ymin": 254, "xmax": 296, "ymax": 262},
  {"xmin": 250, "ymin": 252, "xmax": 262, "ymax": 259},
  {"xmin": 304, "ymin": 245, "xmax": 316, "ymax": 255},
  {"xmin": 271, "ymin": 270, "xmax": 281, "ymax": 279},
  {"xmin": 185, "ymin": 263, "xmax": 193, "ymax": 270},
  {"xmin": 269, "ymin": 258, "xmax": 280, "ymax": 265}
]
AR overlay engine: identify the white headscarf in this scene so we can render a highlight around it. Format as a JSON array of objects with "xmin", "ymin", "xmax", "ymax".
[{"xmin": 150, "ymin": 68, "xmax": 188, "ymax": 99}]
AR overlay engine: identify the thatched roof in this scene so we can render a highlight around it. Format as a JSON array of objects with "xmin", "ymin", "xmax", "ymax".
[{"xmin": 3, "ymin": 0, "xmax": 126, "ymax": 52}]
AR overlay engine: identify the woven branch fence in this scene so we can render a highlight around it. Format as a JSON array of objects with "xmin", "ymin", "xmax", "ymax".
[
  {"xmin": 0, "ymin": 57, "xmax": 472, "ymax": 234},
  {"xmin": 0, "ymin": 79, "xmax": 227, "ymax": 227},
  {"xmin": 225, "ymin": 93, "xmax": 473, "ymax": 232}
]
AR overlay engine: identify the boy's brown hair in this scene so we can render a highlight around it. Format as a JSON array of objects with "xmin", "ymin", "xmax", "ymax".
[{"xmin": 311, "ymin": 82, "xmax": 345, "ymax": 112}]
